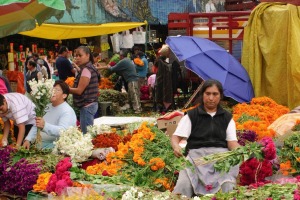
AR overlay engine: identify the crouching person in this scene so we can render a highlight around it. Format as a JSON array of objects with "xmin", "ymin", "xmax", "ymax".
[{"xmin": 23, "ymin": 80, "xmax": 77, "ymax": 149}]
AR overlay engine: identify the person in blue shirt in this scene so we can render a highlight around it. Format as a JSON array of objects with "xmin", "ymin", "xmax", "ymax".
[
  {"xmin": 135, "ymin": 51, "xmax": 148, "ymax": 91},
  {"xmin": 23, "ymin": 80, "xmax": 77, "ymax": 149}
]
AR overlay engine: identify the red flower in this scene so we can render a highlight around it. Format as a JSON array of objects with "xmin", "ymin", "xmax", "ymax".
[
  {"xmin": 102, "ymin": 170, "xmax": 109, "ymax": 176},
  {"xmin": 239, "ymin": 158, "xmax": 273, "ymax": 186},
  {"xmin": 205, "ymin": 184, "xmax": 213, "ymax": 191}
]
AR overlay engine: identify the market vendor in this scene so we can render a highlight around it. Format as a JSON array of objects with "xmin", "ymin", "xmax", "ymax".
[
  {"xmin": 69, "ymin": 46, "xmax": 100, "ymax": 134},
  {"xmin": 98, "ymin": 50, "xmax": 142, "ymax": 114},
  {"xmin": 0, "ymin": 93, "xmax": 36, "ymax": 147},
  {"xmin": 171, "ymin": 79, "xmax": 240, "ymax": 197},
  {"xmin": 23, "ymin": 80, "xmax": 77, "ymax": 149}
]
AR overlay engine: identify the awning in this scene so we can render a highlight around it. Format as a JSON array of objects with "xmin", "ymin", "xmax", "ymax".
[{"xmin": 19, "ymin": 22, "xmax": 147, "ymax": 40}]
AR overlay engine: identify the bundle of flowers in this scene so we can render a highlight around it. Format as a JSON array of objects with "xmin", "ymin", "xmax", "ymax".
[
  {"xmin": 65, "ymin": 77, "xmax": 75, "ymax": 87},
  {"xmin": 98, "ymin": 89, "xmax": 128, "ymax": 107},
  {"xmin": 279, "ymin": 132, "xmax": 300, "ymax": 176},
  {"xmin": 80, "ymin": 122, "xmax": 190, "ymax": 191},
  {"xmin": 195, "ymin": 137, "xmax": 276, "ymax": 173},
  {"xmin": 28, "ymin": 78, "xmax": 55, "ymax": 148},
  {"xmin": 133, "ymin": 58, "xmax": 144, "ymax": 66},
  {"xmin": 140, "ymin": 85, "xmax": 150, "ymax": 100},
  {"xmin": 237, "ymin": 129, "xmax": 258, "ymax": 146},
  {"xmin": 53, "ymin": 127, "xmax": 93, "ymax": 163},
  {"xmin": 233, "ymin": 97, "xmax": 290, "ymax": 140},
  {"xmin": 33, "ymin": 172, "xmax": 53, "ymax": 192},
  {"xmin": 98, "ymin": 77, "xmax": 114, "ymax": 89},
  {"xmin": 0, "ymin": 155, "xmax": 41, "ymax": 196},
  {"xmin": 46, "ymin": 157, "xmax": 73, "ymax": 195}
]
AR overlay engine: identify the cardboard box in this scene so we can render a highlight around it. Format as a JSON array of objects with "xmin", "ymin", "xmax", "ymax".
[
  {"xmin": 157, "ymin": 115, "xmax": 183, "ymax": 130},
  {"xmin": 166, "ymin": 124, "xmax": 178, "ymax": 137}
]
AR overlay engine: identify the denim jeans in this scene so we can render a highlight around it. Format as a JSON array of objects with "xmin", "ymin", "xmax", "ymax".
[{"xmin": 80, "ymin": 102, "xmax": 98, "ymax": 134}]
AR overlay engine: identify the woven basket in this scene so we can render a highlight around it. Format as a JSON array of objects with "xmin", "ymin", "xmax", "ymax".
[{"xmin": 260, "ymin": 0, "xmax": 300, "ymax": 5}]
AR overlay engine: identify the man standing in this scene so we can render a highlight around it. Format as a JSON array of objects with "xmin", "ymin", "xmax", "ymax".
[
  {"xmin": 99, "ymin": 50, "xmax": 142, "ymax": 114},
  {"xmin": 26, "ymin": 60, "xmax": 42, "ymax": 93},
  {"xmin": 56, "ymin": 46, "xmax": 76, "ymax": 81},
  {"xmin": 0, "ymin": 93, "xmax": 36, "ymax": 147},
  {"xmin": 23, "ymin": 80, "xmax": 77, "ymax": 149}
]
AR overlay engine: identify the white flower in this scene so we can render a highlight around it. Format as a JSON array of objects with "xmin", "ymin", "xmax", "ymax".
[{"xmin": 53, "ymin": 127, "xmax": 93, "ymax": 164}]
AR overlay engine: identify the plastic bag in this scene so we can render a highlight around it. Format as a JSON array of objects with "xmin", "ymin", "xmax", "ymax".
[{"xmin": 133, "ymin": 27, "xmax": 146, "ymax": 44}]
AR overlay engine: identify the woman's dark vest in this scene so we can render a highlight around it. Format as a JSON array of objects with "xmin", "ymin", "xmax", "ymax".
[
  {"xmin": 26, "ymin": 70, "xmax": 38, "ymax": 93},
  {"xmin": 73, "ymin": 62, "xmax": 99, "ymax": 108},
  {"xmin": 186, "ymin": 105, "xmax": 232, "ymax": 153}
]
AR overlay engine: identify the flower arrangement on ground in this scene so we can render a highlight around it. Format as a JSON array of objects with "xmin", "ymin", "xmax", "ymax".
[
  {"xmin": 53, "ymin": 127, "xmax": 93, "ymax": 164},
  {"xmin": 28, "ymin": 78, "xmax": 55, "ymax": 148},
  {"xmin": 72, "ymin": 122, "xmax": 190, "ymax": 191},
  {"xmin": 233, "ymin": 97, "xmax": 289, "ymax": 139}
]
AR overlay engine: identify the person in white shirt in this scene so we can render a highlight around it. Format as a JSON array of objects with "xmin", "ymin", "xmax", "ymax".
[
  {"xmin": 0, "ymin": 93, "xmax": 36, "ymax": 147},
  {"xmin": 23, "ymin": 80, "xmax": 77, "ymax": 149}
]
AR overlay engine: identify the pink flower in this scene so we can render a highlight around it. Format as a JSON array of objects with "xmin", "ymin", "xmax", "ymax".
[
  {"xmin": 260, "ymin": 137, "xmax": 276, "ymax": 160},
  {"xmin": 205, "ymin": 184, "xmax": 213, "ymax": 191}
]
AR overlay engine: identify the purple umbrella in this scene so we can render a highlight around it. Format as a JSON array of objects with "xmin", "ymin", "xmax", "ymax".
[{"xmin": 166, "ymin": 36, "xmax": 254, "ymax": 103}]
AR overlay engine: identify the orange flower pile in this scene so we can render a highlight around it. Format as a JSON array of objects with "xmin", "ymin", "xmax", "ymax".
[
  {"xmin": 233, "ymin": 97, "xmax": 289, "ymax": 140},
  {"xmin": 154, "ymin": 178, "xmax": 173, "ymax": 190},
  {"xmin": 65, "ymin": 77, "xmax": 75, "ymax": 87},
  {"xmin": 33, "ymin": 172, "xmax": 53, "ymax": 192},
  {"xmin": 86, "ymin": 122, "xmax": 156, "ymax": 175},
  {"xmin": 149, "ymin": 157, "xmax": 165, "ymax": 171},
  {"xmin": 133, "ymin": 58, "xmax": 144, "ymax": 66},
  {"xmin": 98, "ymin": 77, "xmax": 113, "ymax": 89}
]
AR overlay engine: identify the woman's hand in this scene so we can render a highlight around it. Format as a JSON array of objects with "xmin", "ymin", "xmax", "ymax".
[
  {"xmin": 171, "ymin": 135, "xmax": 184, "ymax": 157},
  {"xmin": 173, "ymin": 144, "xmax": 183, "ymax": 157},
  {"xmin": 23, "ymin": 140, "xmax": 31, "ymax": 150},
  {"xmin": 36, "ymin": 117, "xmax": 45, "ymax": 129}
]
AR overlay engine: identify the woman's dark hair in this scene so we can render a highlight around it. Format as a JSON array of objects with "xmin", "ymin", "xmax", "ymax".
[
  {"xmin": 54, "ymin": 80, "xmax": 70, "ymax": 100},
  {"xmin": 199, "ymin": 79, "xmax": 224, "ymax": 104},
  {"xmin": 58, "ymin": 46, "xmax": 68, "ymax": 54},
  {"xmin": 28, "ymin": 60, "xmax": 37, "ymax": 68},
  {"xmin": 77, "ymin": 46, "xmax": 94, "ymax": 64}
]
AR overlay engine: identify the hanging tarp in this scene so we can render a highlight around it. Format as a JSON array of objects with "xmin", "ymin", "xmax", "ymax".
[
  {"xmin": 241, "ymin": 2, "xmax": 300, "ymax": 109},
  {"xmin": 19, "ymin": 22, "xmax": 147, "ymax": 40}
]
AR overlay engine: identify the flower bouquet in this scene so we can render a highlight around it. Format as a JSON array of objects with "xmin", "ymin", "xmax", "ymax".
[
  {"xmin": 194, "ymin": 137, "xmax": 276, "ymax": 173},
  {"xmin": 28, "ymin": 78, "xmax": 55, "ymax": 148}
]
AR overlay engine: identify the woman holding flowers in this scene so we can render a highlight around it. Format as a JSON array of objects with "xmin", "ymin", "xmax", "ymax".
[
  {"xmin": 69, "ymin": 46, "xmax": 100, "ymax": 134},
  {"xmin": 171, "ymin": 79, "xmax": 240, "ymax": 197}
]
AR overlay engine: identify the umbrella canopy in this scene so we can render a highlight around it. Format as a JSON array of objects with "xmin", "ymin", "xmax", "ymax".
[
  {"xmin": 166, "ymin": 36, "xmax": 254, "ymax": 103},
  {"xmin": 19, "ymin": 22, "xmax": 147, "ymax": 40},
  {"xmin": 0, "ymin": 0, "xmax": 65, "ymax": 38}
]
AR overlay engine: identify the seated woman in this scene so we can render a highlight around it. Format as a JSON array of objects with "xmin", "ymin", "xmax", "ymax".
[
  {"xmin": 171, "ymin": 79, "xmax": 240, "ymax": 197},
  {"xmin": 23, "ymin": 80, "xmax": 77, "ymax": 149}
]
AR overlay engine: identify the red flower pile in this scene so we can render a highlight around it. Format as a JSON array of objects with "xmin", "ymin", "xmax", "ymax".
[
  {"xmin": 46, "ymin": 157, "xmax": 73, "ymax": 195},
  {"xmin": 239, "ymin": 137, "xmax": 276, "ymax": 186}
]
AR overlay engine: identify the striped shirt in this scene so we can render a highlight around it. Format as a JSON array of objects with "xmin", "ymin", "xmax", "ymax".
[{"xmin": 3, "ymin": 93, "xmax": 36, "ymax": 125}]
